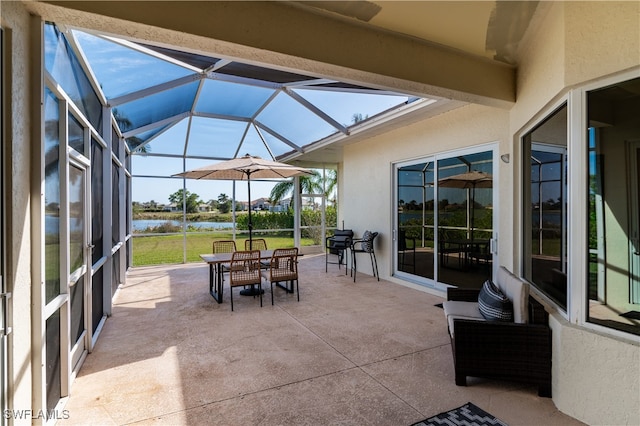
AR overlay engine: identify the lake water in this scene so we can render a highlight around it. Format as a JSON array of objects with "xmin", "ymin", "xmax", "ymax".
[{"xmin": 132, "ymin": 219, "xmax": 234, "ymax": 231}]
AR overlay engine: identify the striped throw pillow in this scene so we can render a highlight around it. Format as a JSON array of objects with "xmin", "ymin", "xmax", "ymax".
[{"xmin": 478, "ymin": 280, "xmax": 514, "ymax": 321}]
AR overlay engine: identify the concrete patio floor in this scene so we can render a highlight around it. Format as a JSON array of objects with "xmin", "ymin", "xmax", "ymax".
[{"xmin": 59, "ymin": 254, "xmax": 584, "ymax": 425}]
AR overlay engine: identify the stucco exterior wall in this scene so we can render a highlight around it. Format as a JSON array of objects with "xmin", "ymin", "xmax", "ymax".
[
  {"xmin": 511, "ymin": 1, "xmax": 567, "ymax": 133},
  {"xmin": 1, "ymin": 0, "xmax": 34, "ymax": 420},
  {"xmin": 343, "ymin": 3, "xmax": 640, "ymax": 425},
  {"xmin": 551, "ymin": 316, "xmax": 640, "ymax": 425},
  {"xmin": 564, "ymin": 1, "xmax": 640, "ymax": 87},
  {"xmin": 2, "ymin": 1, "xmax": 638, "ymax": 425},
  {"xmin": 342, "ymin": 103, "xmax": 509, "ymax": 279},
  {"xmin": 512, "ymin": 3, "xmax": 640, "ymax": 425}
]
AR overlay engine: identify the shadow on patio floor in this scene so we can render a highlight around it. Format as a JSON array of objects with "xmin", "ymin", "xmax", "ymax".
[{"xmin": 59, "ymin": 254, "xmax": 583, "ymax": 426}]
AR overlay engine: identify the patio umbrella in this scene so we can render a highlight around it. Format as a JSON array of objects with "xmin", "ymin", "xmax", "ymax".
[
  {"xmin": 438, "ymin": 170, "xmax": 493, "ymax": 241},
  {"xmin": 173, "ymin": 154, "xmax": 313, "ymax": 246}
]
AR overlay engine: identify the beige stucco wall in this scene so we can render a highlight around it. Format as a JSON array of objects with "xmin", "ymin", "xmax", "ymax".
[
  {"xmin": 342, "ymin": 103, "xmax": 510, "ymax": 279},
  {"xmin": 564, "ymin": 1, "xmax": 640, "ymax": 87},
  {"xmin": 343, "ymin": 2, "xmax": 640, "ymax": 425},
  {"xmin": 513, "ymin": 3, "xmax": 640, "ymax": 425},
  {"xmin": 2, "ymin": 1, "xmax": 638, "ymax": 425},
  {"xmin": 551, "ymin": 316, "xmax": 640, "ymax": 425},
  {"xmin": 1, "ymin": 1, "xmax": 34, "ymax": 422}
]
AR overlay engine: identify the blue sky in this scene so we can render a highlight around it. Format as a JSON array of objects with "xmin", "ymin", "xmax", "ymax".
[{"xmin": 71, "ymin": 29, "xmax": 413, "ymax": 204}]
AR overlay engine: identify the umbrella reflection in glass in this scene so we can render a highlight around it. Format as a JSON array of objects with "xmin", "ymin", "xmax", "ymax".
[{"xmin": 438, "ymin": 170, "xmax": 493, "ymax": 241}]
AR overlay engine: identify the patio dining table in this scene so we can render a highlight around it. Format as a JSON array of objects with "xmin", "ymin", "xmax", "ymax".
[
  {"xmin": 200, "ymin": 250, "xmax": 273, "ymax": 303},
  {"xmin": 438, "ymin": 239, "xmax": 490, "ymax": 270},
  {"xmin": 200, "ymin": 250, "xmax": 301, "ymax": 303}
]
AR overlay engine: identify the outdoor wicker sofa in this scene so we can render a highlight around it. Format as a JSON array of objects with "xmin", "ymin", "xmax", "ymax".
[{"xmin": 442, "ymin": 266, "xmax": 552, "ymax": 397}]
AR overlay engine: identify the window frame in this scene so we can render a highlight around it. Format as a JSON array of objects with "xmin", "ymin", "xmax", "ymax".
[
  {"xmin": 517, "ymin": 69, "xmax": 640, "ymax": 342},
  {"xmin": 518, "ymin": 96, "xmax": 571, "ymax": 321}
]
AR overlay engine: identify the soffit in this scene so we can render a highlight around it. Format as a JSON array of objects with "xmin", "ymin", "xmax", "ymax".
[
  {"xmin": 294, "ymin": 1, "xmax": 539, "ymax": 65},
  {"xmin": 31, "ymin": 1, "xmax": 528, "ymax": 105}
]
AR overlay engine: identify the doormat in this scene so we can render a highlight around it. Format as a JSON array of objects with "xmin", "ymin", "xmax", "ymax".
[
  {"xmin": 411, "ymin": 402, "xmax": 508, "ymax": 426},
  {"xmin": 620, "ymin": 310, "xmax": 640, "ymax": 320}
]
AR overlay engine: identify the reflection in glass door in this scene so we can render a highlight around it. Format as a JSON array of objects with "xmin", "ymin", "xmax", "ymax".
[
  {"xmin": 69, "ymin": 162, "xmax": 89, "ymax": 374},
  {"xmin": 43, "ymin": 86, "xmax": 92, "ymax": 412},
  {"xmin": 1, "ymin": 27, "xmax": 8, "ymax": 425},
  {"xmin": 437, "ymin": 152, "xmax": 494, "ymax": 287},
  {"xmin": 44, "ymin": 87, "xmax": 63, "ymax": 412},
  {"xmin": 630, "ymin": 141, "xmax": 640, "ymax": 304},
  {"xmin": 396, "ymin": 162, "xmax": 435, "ymax": 280},
  {"xmin": 394, "ymin": 149, "xmax": 495, "ymax": 289}
]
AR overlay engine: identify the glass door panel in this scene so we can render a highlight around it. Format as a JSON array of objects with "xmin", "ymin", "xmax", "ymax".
[
  {"xmin": 43, "ymin": 87, "xmax": 63, "ymax": 411},
  {"xmin": 90, "ymin": 138, "xmax": 106, "ymax": 344},
  {"xmin": 585, "ymin": 78, "xmax": 640, "ymax": 335},
  {"xmin": 528, "ymin": 143, "xmax": 567, "ymax": 309},
  {"xmin": 45, "ymin": 310, "xmax": 61, "ymax": 411},
  {"xmin": 396, "ymin": 161, "xmax": 435, "ymax": 280},
  {"xmin": 300, "ymin": 195, "xmax": 328, "ymax": 248},
  {"xmin": 69, "ymin": 163, "xmax": 88, "ymax": 372},
  {"xmin": 437, "ymin": 152, "xmax": 494, "ymax": 287},
  {"xmin": 395, "ymin": 149, "xmax": 494, "ymax": 289},
  {"xmin": 0, "ymin": 27, "xmax": 7, "ymax": 425},
  {"xmin": 632, "ymin": 144, "xmax": 640, "ymax": 304}
]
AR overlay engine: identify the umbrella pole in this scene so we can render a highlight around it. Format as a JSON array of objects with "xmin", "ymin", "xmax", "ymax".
[
  {"xmin": 240, "ymin": 171, "xmax": 263, "ymax": 297},
  {"xmin": 470, "ymin": 185, "xmax": 476, "ymax": 242},
  {"xmin": 247, "ymin": 173, "xmax": 252, "ymax": 248}
]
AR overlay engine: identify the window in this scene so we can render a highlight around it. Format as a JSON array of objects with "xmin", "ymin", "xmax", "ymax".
[
  {"xmin": 522, "ymin": 105, "xmax": 568, "ymax": 311},
  {"xmin": 522, "ymin": 76, "xmax": 640, "ymax": 337},
  {"xmin": 586, "ymin": 77, "xmax": 640, "ymax": 336}
]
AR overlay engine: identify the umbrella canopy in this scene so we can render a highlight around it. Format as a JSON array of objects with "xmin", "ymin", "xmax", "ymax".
[
  {"xmin": 438, "ymin": 170, "xmax": 493, "ymax": 241},
  {"xmin": 175, "ymin": 154, "xmax": 314, "ymax": 181},
  {"xmin": 173, "ymin": 154, "xmax": 314, "ymax": 244},
  {"xmin": 438, "ymin": 170, "xmax": 493, "ymax": 189}
]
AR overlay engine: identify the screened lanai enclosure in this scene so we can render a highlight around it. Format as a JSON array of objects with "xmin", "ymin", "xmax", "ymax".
[
  {"xmin": 45, "ymin": 22, "xmax": 436, "ymax": 265},
  {"xmin": 40, "ymin": 21, "xmax": 445, "ymax": 412}
]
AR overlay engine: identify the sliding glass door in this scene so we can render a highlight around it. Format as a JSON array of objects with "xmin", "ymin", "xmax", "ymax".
[
  {"xmin": 0, "ymin": 27, "xmax": 7, "ymax": 426},
  {"xmin": 69, "ymin": 160, "xmax": 89, "ymax": 375},
  {"xmin": 394, "ymin": 147, "xmax": 496, "ymax": 289}
]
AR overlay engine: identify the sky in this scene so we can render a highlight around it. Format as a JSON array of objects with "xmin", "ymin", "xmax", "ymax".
[{"xmin": 70, "ymin": 29, "xmax": 414, "ymax": 205}]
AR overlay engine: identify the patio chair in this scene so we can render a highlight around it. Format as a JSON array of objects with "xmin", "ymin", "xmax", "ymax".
[
  {"xmin": 325, "ymin": 229, "xmax": 354, "ymax": 274},
  {"xmin": 213, "ymin": 239, "xmax": 237, "ymax": 284},
  {"xmin": 398, "ymin": 229, "xmax": 416, "ymax": 273},
  {"xmin": 442, "ymin": 266, "xmax": 552, "ymax": 397},
  {"xmin": 469, "ymin": 241, "xmax": 492, "ymax": 277},
  {"xmin": 438, "ymin": 229, "xmax": 465, "ymax": 269},
  {"xmin": 228, "ymin": 250, "xmax": 263, "ymax": 311},
  {"xmin": 262, "ymin": 247, "xmax": 299, "ymax": 305},
  {"xmin": 350, "ymin": 231, "xmax": 379, "ymax": 282},
  {"xmin": 245, "ymin": 238, "xmax": 271, "ymax": 269},
  {"xmin": 244, "ymin": 238, "xmax": 267, "ymax": 251}
]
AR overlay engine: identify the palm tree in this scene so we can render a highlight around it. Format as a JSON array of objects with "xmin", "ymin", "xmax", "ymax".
[
  {"xmin": 113, "ymin": 108, "xmax": 149, "ymax": 154},
  {"xmin": 270, "ymin": 169, "xmax": 337, "ymax": 204},
  {"xmin": 217, "ymin": 193, "xmax": 231, "ymax": 213}
]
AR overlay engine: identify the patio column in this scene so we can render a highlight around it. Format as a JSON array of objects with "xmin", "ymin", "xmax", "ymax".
[{"xmin": 294, "ymin": 176, "xmax": 301, "ymax": 248}]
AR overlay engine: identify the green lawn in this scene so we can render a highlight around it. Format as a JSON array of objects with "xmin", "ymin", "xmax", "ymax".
[{"xmin": 132, "ymin": 232, "xmax": 315, "ymax": 266}]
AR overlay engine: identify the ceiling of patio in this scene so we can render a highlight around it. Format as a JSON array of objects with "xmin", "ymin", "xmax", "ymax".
[{"xmin": 31, "ymin": 1, "xmax": 541, "ymax": 165}]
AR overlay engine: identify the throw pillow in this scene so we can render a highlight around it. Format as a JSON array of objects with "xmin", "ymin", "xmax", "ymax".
[
  {"xmin": 361, "ymin": 230, "xmax": 372, "ymax": 252},
  {"xmin": 478, "ymin": 280, "xmax": 513, "ymax": 321}
]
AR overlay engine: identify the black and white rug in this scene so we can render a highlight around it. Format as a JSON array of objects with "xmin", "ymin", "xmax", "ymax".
[{"xmin": 411, "ymin": 402, "xmax": 508, "ymax": 426}]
